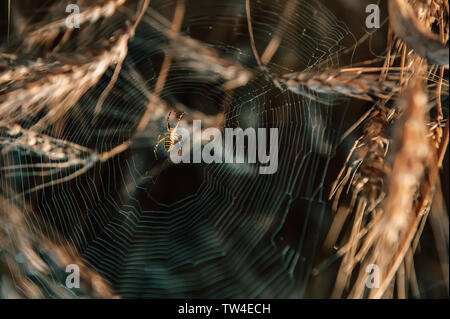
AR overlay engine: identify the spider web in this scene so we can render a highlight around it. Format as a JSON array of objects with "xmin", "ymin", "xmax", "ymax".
[{"xmin": 1, "ymin": 0, "xmax": 357, "ymax": 297}]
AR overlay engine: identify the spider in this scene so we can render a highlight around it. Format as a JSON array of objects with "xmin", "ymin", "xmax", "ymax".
[{"xmin": 154, "ymin": 111, "xmax": 185, "ymax": 160}]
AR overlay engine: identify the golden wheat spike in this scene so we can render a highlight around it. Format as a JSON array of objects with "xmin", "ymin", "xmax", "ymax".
[
  {"xmin": 275, "ymin": 67, "xmax": 402, "ymax": 103},
  {"xmin": 22, "ymin": 0, "xmax": 127, "ymax": 52},
  {"xmin": 0, "ymin": 30, "xmax": 131, "ymax": 131},
  {"xmin": 349, "ymin": 66, "xmax": 433, "ymax": 299}
]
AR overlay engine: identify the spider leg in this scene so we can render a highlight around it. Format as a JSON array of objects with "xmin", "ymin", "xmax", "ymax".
[
  {"xmin": 153, "ymin": 136, "xmax": 166, "ymax": 160},
  {"xmin": 172, "ymin": 134, "xmax": 184, "ymax": 155},
  {"xmin": 174, "ymin": 133, "xmax": 183, "ymax": 142},
  {"xmin": 173, "ymin": 112, "xmax": 185, "ymax": 130},
  {"xmin": 166, "ymin": 111, "xmax": 172, "ymax": 130}
]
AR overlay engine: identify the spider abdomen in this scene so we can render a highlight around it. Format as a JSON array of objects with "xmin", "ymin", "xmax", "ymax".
[{"xmin": 164, "ymin": 133, "xmax": 175, "ymax": 151}]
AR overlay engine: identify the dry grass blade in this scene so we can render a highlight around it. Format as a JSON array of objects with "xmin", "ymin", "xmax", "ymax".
[
  {"xmin": 167, "ymin": 38, "xmax": 254, "ymax": 90},
  {"xmin": 140, "ymin": 8, "xmax": 254, "ymax": 90},
  {"xmin": 260, "ymin": 0, "xmax": 297, "ymax": 65},
  {"xmin": 153, "ymin": 0, "xmax": 185, "ymax": 97}
]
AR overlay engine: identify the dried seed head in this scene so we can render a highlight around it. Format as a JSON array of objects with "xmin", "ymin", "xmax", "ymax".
[{"xmin": 277, "ymin": 68, "xmax": 400, "ymax": 103}]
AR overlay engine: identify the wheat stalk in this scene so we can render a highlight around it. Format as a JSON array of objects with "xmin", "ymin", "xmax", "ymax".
[
  {"xmin": 341, "ymin": 65, "xmax": 434, "ymax": 298},
  {"xmin": 325, "ymin": 103, "xmax": 395, "ymax": 261},
  {"xmin": 325, "ymin": 0, "xmax": 449, "ymax": 298},
  {"xmin": 274, "ymin": 67, "xmax": 405, "ymax": 103},
  {"xmin": 244, "ymin": 0, "xmax": 408, "ymax": 104},
  {"xmin": 22, "ymin": 0, "xmax": 127, "ymax": 53},
  {"xmin": 0, "ymin": 29, "xmax": 130, "ymax": 131},
  {"xmin": 388, "ymin": 0, "xmax": 449, "ymax": 66}
]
